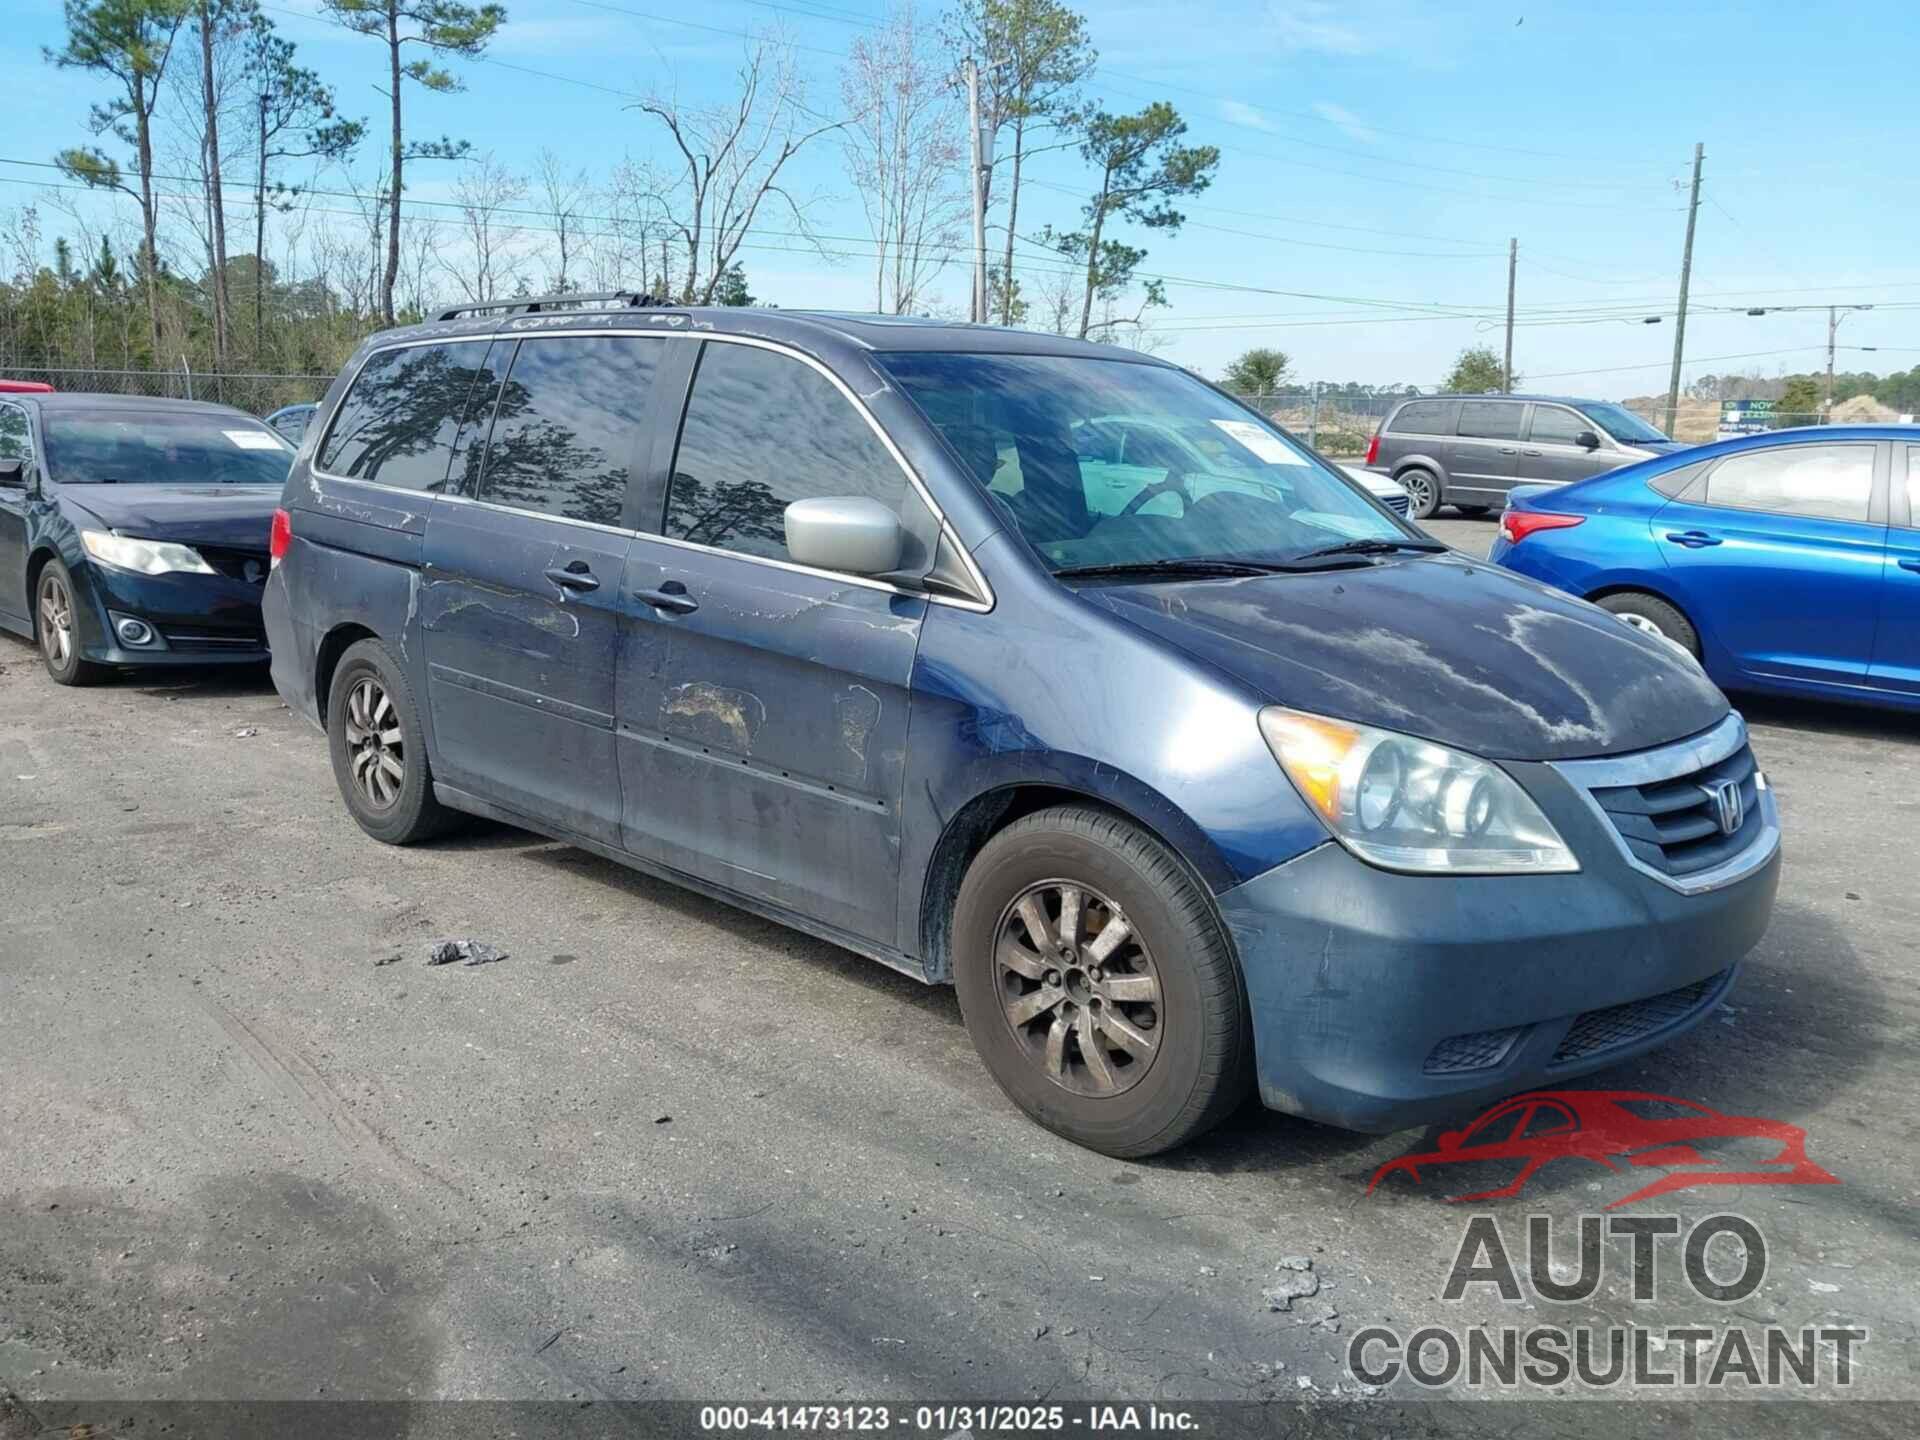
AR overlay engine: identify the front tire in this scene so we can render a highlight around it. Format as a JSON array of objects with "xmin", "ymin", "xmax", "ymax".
[
  {"xmin": 951, "ymin": 806, "xmax": 1253, "ymax": 1158},
  {"xmin": 36, "ymin": 560, "xmax": 106, "ymax": 687},
  {"xmin": 1595, "ymin": 591, "xmax": 1701, "ymax": 659},
  {"xmin": 1396, "ymin": 468, "xmax": 1440, "ymax": 520},
  {"xmin": 326, "ymin": 638, "xmax": 457, "ymax": 844}
]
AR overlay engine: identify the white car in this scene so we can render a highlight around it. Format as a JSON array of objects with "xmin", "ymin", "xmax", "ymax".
[{"xmin": 1340, "ymin": 464, "xmax": 1412, "ymax": 518}]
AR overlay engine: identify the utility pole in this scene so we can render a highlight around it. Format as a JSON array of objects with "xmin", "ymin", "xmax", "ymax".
[
  {"xmin": 1503, "ymin": 237, "xmax": 1517, "ymax": 394},
  {"xmin": 964, "ymin": 58, "xmax": 988, "ymax": 324},
  {"xmin": 1825, "ymin": 306, "xmax": 1838, "ymax": 419},
  {"xmin": 1664, "ymin": 142, "xmax": 1704, "ymax": 437}
]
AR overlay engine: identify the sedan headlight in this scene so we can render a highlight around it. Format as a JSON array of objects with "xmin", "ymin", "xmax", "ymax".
[
  {"xmin": 1258, "ymin": 706, "xmax": 1578, "ymax": 875},
  {"xmin": 82, "ymin": 529, "xmax": 216, "ymax": 576}
]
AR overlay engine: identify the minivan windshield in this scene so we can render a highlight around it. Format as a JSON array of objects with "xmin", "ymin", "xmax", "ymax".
[
  {"xmin": 879, "ymin": 353, "xmax": 1414, "ymax": 573},
  {"xmin": 43, "ymin": 411, "xmax": 295, "ymax": 485},
  {"xmin": 1578, "ymin": 402, "xmax": 1670, "ymax": 445}
]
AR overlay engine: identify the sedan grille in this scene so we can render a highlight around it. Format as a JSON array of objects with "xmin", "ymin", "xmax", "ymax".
[
  {"xmin": 1585, "ymin": 742, "xmax": 1762, "ymax": 878},
  {"xmin": 198, "ymin": 546, "xmax": 271, "ymax": 585},
  {"xmin": 1552, "ymin": 969, "xmax": 1730, "ymax": 1063},
  {"xmin": 1424, "ymin": 1025, "xmax": 1524, "ymax": 1075},
  {"xmin": 1383, "ymin": 492, "xmax": 1411, "ymax": 516}
]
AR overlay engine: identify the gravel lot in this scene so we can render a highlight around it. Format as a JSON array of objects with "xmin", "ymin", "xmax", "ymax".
[{"xmin": 1, "ymin": 514, "xmax": 1914, "ymax": 1434}]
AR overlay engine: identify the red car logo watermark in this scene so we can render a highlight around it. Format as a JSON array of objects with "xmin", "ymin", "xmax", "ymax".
[{"xmin": 1367, "ymin": 1090, "xmax": 1839, "ymax": 1210}]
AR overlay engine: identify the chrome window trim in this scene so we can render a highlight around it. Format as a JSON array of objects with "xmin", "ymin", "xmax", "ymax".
[
  {"xmin": 306, "ymin": 327, "xmax": 995, "ymax": 613},
  {"xmin": 1550, "ymin": 712, "xmax": 1780, "ymax": 896}
]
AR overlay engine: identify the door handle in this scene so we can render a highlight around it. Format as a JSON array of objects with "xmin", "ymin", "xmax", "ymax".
[
  {"xmin": 544, "ymin": 562, "xmax": 600, "ymax": 591},
  {"xmin": 1498, "ymin": 447, "xmax": 1518, "ymax": 455},
  {"xmin": 635, "ymin": 582, "xmax": 698, "ymax": 615},
  {"xmin": 1522, "ymin": 449, "xmax": 1543, "ymax": 456},
  {"xmin": 1900, "ymin": 559, "xmax": 1920, "ymax": 574},
  {"xmin": 1665, "ymin": 530, "xmax": 1723, "ymax": 548}
]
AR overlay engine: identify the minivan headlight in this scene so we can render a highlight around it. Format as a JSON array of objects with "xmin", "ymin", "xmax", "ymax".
[
  {"xmin": 1258, "ymin": 706, "xmax": 1578, "ymax": 875},
  {"xmin": 82, "ymin": 530, "xmax": 216, "ymax": 576}
]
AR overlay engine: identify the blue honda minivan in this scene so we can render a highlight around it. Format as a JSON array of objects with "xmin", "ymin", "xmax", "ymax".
[{"xmin": 263, "ymin": 297, "xmax": 1781, "ymax": 1155}]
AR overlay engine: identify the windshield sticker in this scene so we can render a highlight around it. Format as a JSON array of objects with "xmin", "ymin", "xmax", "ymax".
[
  {"xmin": 1210, "ymin": 419, "xmax": 1306, "ymax": 465},
  {"xmin": 225, "ymin": 429, "xmax": 285, "ymax": 451}
]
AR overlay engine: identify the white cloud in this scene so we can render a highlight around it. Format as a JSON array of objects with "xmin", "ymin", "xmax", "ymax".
[
  {"xmin": 1219, "ymin": 100, "xmax": 1280, "ymax": 133},
  {"xmin": 1265, "ymin": 1, "xmax": 1378, "ymax": 56},
  {"xmin": 1312, "ymin": 101, "xmax": 1377, "ymax": 144},
  {"xmin": 1262, "ymin": 1, "xmax": 1461, "ymax": 67}
]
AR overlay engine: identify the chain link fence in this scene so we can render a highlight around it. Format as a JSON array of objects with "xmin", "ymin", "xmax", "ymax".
[
  {"xmin": 2, "ymin": 367, "xmax": 333, "ymax": 418},
  {"xmin": 1225, "ymin": 388, "xmax": 1409, "ymax": 458}
]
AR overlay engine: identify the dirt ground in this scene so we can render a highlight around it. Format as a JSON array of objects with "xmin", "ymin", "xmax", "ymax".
[{"xmin": 1, "ymin": 515, "xmax": 1914, "ymax": 1436}]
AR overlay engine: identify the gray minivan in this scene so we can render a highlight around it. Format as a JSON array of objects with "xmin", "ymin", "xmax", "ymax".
[
  {"xmin": 1365, "ymin": 394, "xmax": 1685, "ymax": 519},
  {"xmin": 261, "ymin": 297, "xmax": 1776, "ymax": 1158}
]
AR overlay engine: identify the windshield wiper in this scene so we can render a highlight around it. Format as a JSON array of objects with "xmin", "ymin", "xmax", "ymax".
[
  {"xmin": 1051, "ymin": 557, "xmax": 1292, "ymax": 580},
  {"xmin": 1288, "ymin": 537, "xmax": 1448, "ymax": 562}
]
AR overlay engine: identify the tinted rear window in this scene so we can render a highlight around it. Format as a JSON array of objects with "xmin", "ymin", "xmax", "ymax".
[
  {"xmin": 472, "ymin": 336, "xmax": 661, "ymax": 526},
  {"xmin": 317, "ymin": 340, "xmax": 494, "ymax": 491},
  {"xmin": 1457, "ymin": 401, "xmax": 1524, "ymax": 441},
  {"xmin": 1387, "ymin": 400, "xmax": 1457, "ymax": 436}
]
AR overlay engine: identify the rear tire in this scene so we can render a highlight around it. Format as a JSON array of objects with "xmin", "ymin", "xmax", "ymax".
[
  {"xmin": 1396, "ymin": 468, "xmax": 1440, "ymax": 520},
  {"xmin": 326, "ymin": 638, "xmax": 457, "ymax": 844},
  {"xmin": 951, "ymin": 805, "xmax": 1253, "ymax": 1158},
  {"xmin": 36, "ymin": 560, "xmax": 107, "ymax": 687},
  {"xmin": 1595, "ymin": 591, "xmax": 1700, "ymax": 658}
]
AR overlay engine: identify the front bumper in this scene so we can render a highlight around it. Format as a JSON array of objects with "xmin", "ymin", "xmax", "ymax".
[
  {"xmin": 76, "ymin": 560, "xmax": 269, "ymax": 665},
  {"xmin": 1218, "ymin": 726, "xmax": 1781, "ymax": 1134}
]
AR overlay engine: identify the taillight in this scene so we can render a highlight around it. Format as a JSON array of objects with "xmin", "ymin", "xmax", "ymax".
[
  {"xmin": 1364, "ymin": 431, "xmax": 1380, "ymax": 466},
  {"xmin": 269, "ymin": 507, "xmax": 291, "ymax": 566},
  {"xmin": 1499, "ymin": 510, "xmax": 1585, "ymax": 546}
]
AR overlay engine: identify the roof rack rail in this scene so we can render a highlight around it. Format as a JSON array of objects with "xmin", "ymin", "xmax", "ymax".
[{"xmin": 433, "ymin": 291, "xmax": 672, "ymax": 323}]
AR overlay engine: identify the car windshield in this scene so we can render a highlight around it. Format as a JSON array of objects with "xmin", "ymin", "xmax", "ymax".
[
  {"xmin": 877, "ymin": 352, "xmax": 1412, "ymax": 573},
  {"xmin": 1579, "ymin": 402, "xmax": 1670, "ymax": 444},
  {"xmin": 43, "ymin": 411, "xmax": 295, "ymax": 485}
]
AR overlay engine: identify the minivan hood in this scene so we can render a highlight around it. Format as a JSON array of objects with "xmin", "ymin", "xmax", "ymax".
[
  {"xmin": 1626, "ymin": 439, "xmax": 1688, "ymax": 455},
  {"xmin": 61, "ymin": 484, "xmax": 281, "ymax": 550},
  {"xmin": 1080, "ymin": 553, "xmax": 1728, "ymax": 761}
]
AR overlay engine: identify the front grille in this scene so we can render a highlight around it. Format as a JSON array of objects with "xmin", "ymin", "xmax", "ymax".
[
  {"xmin": 198, "ymin": 546, "xmax": 270, "ymax": 585},
  {"xmin": 161, "ymin": 627, "xmax": 266, "ymax": 652},
  {"xmin": 1424, "ymin": 1025, "xmax": 1524, "ymax": 1075},
  {"xmin": 1384, "ymin": 492, "xmax": 1411, "ymax": 516},
  {"xmin": 1552, "ymin": 970, "xmax": 1728, "ymax": 1063},
  {"xmin": 1586, "ymin": 741, "xmax": 1761, "ymax": 878}
]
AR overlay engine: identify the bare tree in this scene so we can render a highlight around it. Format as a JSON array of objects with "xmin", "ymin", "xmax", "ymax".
[
  {"xmin": 631, "ymin": 32, "xmax": 840, "ymax": 304},
  {"xmin": 442, "ymin": 152, "xmax": 528, "ymax": 304},
  {"xmin": 840, "ymin": 3, "xmax": 966, "ymax": 315},
  {"xmin": 534, "ymin": 149, "xmax": 593, "ymax": 294}
]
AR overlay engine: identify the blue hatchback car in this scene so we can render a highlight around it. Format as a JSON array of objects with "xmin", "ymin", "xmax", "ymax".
[
  {"xmin": 263, "ymin": 297, "xmax": 1781, "ymax": 1155},
  {"xmin": 1492, "ymin": 426, "xmax": 1920, "ymax": 710}
]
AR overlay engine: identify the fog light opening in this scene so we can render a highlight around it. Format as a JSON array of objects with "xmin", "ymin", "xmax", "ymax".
[{"xmin": 115, "ymin": 617, "xmax": 154, "ymax": 646}]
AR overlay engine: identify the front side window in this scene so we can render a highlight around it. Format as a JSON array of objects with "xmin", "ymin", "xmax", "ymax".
[
  {"xmin": 880, "ymin": 352, "xmax": 1408, "ymax": 570},
  {"xmin": 1904, "ymin": 446, "xmax": 1917, "ymax": 527},
  {"xmin": 1703, "ymin": 443, "xmax": 1874, "ymax": 523},
  {"xmin": 317, "ymin": 341, "xmax": 494, "ymax": 491},
  {"xmin": 41, "ymin": 410, "xmax": 293, "ymax": 485},
  {"xmin": 473, "ymin": 337, "xmax": 660, "ymax": 526},
  {"xmin": 1528, "ymin": 406, "xmax": 1591, "ymax": 446},
  {"xmin": 1580, "ymin": 402, "xmax": 1669, "ymax": 444},
  {"xmin": 666, "ymin": 342, "xmax": 911, "ymax": 563},
  {"xmin": 1457, "ymin": 401, "xmax": 1523, "ymax": 441},
  {"xmin": 0, "ymin": 401, "xmax": 31, "ymax": 460}
]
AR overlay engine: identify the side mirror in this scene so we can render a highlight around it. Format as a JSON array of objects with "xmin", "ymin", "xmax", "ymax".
[
  {"xmin": 0, "ymin": 458, "xmax": 26, "ymax": 489},
  {"xmin": 1575, "ymin": 429, "xmax": 1602, "ymax": 451},
  {"xmin": 784, "ymin": 496, "xmax": 903, "ymax": 576}
]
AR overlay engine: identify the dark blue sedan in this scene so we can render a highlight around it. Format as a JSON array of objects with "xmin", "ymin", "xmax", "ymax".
[{"xmin": 1491, "ymin": 425, "xmax": 1919, "ymax": 709}]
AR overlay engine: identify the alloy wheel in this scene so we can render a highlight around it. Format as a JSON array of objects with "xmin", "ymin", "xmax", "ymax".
[
  {"xmin": 38, "ymin": 574, "xmax": 73, "ymax": 669},
  {"xmin": 1617, "ymin": 612, "xmax": 1667, "ymax": 640},
  {"xmin": 344, "ymin": 676, "xmax": 405, "ymax": 809},
  {"xmin": 994, "ymin": 880, "xmax": 1164, "ymax": 1098},
  {"xmin": 1401, "ymin": 471, "xmax": 1435, "ymax": 516}
]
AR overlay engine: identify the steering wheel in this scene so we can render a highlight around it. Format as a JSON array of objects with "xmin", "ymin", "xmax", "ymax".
[{"xmin": 1117, "ymin": 469, "xmax": 1191, "ymax": 519}]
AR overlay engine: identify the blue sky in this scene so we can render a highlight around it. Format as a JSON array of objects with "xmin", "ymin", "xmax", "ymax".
[{"xmin": 6, "ymin": 0, "xmax": 1919, "ymax": 395}]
